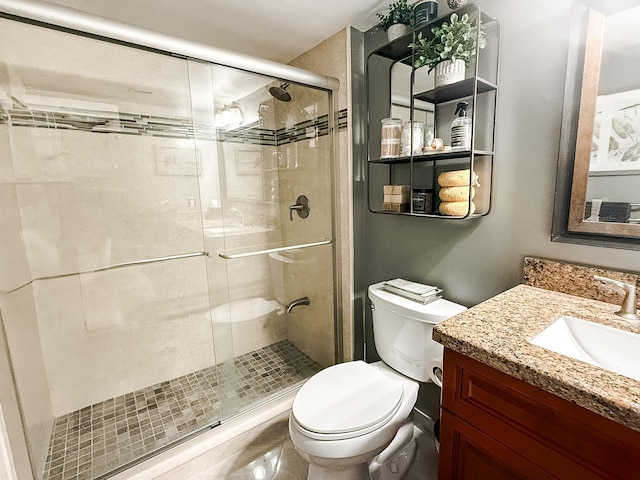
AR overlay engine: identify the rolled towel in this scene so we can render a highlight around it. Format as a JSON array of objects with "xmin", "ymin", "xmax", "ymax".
[
  {"xmin": 439, "ymin": 186, "xmax": 476, "ymax": 202},
  {"xmin": 437, "ymin": 169, "xmax": 479, "ymax": 187},
  {"xmin": 439, "ymin": 201, "xmax": 476, "ymax": 216}
]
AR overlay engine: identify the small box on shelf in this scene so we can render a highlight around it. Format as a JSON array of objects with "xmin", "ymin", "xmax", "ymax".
[
  {"xmin": 383, "ymin": 184, "xmax": 410, "ymax": 212},
  {"xmin": 412, "ymin": 189, "xmax": 433, "ymax": 213}
]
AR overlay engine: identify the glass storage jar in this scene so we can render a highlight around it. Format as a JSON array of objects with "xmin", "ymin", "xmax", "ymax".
[
  {"xmin": 380, "ymin": 118, "xmax": 401, "ymax": 158},
  {"xmin": 401, "ymin": 121, "xmax": 425, "ymax": 156}
]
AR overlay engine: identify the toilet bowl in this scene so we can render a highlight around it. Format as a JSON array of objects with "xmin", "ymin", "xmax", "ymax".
[
  {"xmin": 289, "ymin": 281, "xmax": 466, "ymax": 480},
  {"xmin": 289, "ymin": 361, "xmax": 418, "ymax": 480}
]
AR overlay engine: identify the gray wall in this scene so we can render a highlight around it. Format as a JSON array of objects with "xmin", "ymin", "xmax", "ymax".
[{"xmin": 352, "ymin": 0, "xmax": 640, "ymax": 361}]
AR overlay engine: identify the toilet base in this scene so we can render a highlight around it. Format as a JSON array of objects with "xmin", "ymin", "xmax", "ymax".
[
  {"xmin": 308, "ymin": 462, "xmax": 369, "ymax": 480},
  {"xmin": 304, "ymin": 439, "xmax": 417, "ymax": 480},
  {"xmin": 369, "ymin": 438, "xmax": 416, "ymax": 480},
  {"xmin": 369, "ymin": 420, "xmax": 416, "ymax": 480},
  {"xmin": 303, "ymin": 420, "xmax": 417, "ymax": 480}
]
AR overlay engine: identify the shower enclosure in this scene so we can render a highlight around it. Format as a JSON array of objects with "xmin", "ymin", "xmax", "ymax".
[{"xmin": 0, "ymin": 2, "xmax": 340, "ymax": 479}]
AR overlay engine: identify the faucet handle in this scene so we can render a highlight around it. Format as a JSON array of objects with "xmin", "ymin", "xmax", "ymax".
[
  {"xmin": 288, "ymin": 195, "xmax": 310, "ymax": 221},
  {"xmin": 594, "ymin": 275, "xmax": 639, "ymax": 321}
]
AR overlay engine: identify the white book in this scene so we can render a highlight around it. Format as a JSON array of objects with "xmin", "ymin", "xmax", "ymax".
[
  {"xmin": 383, "ymin": 278, "xmax": 439, "ymax": 297},
  {"xmin": 383, "ymin": 285, "xmax": 443, "ymax": 304}
]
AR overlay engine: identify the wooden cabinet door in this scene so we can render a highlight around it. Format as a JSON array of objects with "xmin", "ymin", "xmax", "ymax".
[
  {"xmin": 438, "ymin": 410, "xmax": 555, "ymax": 480},
  {"xmin": 439, "ymin": 349, "xmax": 640, "ymax": 479}
]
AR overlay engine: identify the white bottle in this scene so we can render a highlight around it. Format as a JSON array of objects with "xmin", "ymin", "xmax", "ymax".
[{"xmin": 451, "ymin": 102, "xmax": 471, "ymax": 151}]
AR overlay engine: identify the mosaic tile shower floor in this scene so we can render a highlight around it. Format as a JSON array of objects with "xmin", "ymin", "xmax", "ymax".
[{"xmin": 42, "ymin": 340, "xmax": 321, "ymax": 480}]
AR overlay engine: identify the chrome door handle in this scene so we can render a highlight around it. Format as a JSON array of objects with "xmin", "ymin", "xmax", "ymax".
[{"xmin": 289, "ymin": 195, "xmax": 310, "ymax": 221}]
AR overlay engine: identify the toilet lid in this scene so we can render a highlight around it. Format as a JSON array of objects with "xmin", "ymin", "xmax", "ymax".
[{"xmin": 292, "ymin": 361, "xmax": 404, "ymax": 435}]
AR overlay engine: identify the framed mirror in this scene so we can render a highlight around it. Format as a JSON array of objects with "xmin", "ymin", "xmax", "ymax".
[{"xmin": 553, "ymin": 0, "xmax": 640, "ymax": 250}]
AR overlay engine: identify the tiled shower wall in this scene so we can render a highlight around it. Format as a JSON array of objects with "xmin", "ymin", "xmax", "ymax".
[
  {"xmin": 289, "ymin": 27, "xmax": 353, "ymax": 362},
  {"xmin": 8, "ymin": 128, "xmax": 218, "ymax": 416},
  {"xmin": 0, "ymin": 121, "xmax": 55, "ymax": 477}
]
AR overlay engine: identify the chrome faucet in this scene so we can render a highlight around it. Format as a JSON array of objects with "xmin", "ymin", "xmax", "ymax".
[
  {"xmin": 286, "ymin": 296, "xmax": 310, "ymax": 313},
  {"xmin": 229, "ymin": 207, "xmax": 244, "ymax": 226},
  {"xmin": 594, "ymin": 275, "xmax": 640, "ymax": 321}
]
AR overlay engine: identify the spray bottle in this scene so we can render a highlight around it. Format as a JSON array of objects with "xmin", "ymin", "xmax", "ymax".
[{"xmin": 451, "ymin": 102, "xmax": 471, "ymax": 151}]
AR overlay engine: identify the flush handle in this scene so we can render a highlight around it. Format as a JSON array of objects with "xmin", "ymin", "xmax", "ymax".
[{"xmin": 289, "ymin": 195, "xmax": 310, "ymax": 221}]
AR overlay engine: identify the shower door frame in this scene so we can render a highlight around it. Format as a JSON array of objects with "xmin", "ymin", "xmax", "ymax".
[{"xmin": 0, "ymin": 1, "xmax": 344, "ymax": 478}]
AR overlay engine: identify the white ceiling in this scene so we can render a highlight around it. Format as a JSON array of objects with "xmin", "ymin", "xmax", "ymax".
[{"xmin": 45, "ymin": 0, "xmax": 390, "ymax": 64}]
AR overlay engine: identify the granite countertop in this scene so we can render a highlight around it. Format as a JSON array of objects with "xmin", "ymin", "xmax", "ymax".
[{"xmin": 433, "ymin": 284, "xmax": 640, "ymax": 432}]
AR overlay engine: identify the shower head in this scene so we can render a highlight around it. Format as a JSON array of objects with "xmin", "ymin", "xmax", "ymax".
[{"xmin": 268, "ymin": 82, "xmax": 291, "ymax": 102}]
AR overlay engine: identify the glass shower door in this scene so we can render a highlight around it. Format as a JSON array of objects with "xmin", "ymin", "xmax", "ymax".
[
  {"xmin": 0, "ymin": 9, "xmax": 339, "ymax": 480},
  {"xmin": 0, "ymin": 18, "xmax": 227, "ymax": 480},
  {"xmin": 195, "ymin": 64, "xmax": 337, "ymax": 417}
]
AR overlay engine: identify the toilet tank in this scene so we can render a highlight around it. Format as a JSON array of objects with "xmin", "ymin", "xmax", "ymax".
[{"xmin": 368, "ymin": 282, "xmax": 466, "ymax": 382}]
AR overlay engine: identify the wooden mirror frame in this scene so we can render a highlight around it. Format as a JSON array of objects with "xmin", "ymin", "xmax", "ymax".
[{"xmin": 552, "ymin": 2, "xmax": 640, "ymax": 250}]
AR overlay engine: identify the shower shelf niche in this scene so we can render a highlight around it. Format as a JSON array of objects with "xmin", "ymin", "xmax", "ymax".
[{"xmin": 366, "ymin": 4, "xmax": 500, "ymax": 219}]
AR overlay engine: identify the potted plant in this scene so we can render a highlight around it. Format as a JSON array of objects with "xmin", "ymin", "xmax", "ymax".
[
  {"xmin": 409, "ymin": 12, "xmax": 483, "ymax": 87},
  {"xmin": 376, "ymin": 0, "xmax": 415, "ymax": 42}
]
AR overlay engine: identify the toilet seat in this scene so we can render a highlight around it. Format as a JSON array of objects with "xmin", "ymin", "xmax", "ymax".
[{"xmin": 291, "ymin": 361, "xmax": 404, "ymax": 441}]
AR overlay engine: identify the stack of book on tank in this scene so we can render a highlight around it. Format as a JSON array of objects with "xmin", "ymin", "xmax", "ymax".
[{"xmin": 382, "ymin": 278, "xmax": 442, "ymax": 305}]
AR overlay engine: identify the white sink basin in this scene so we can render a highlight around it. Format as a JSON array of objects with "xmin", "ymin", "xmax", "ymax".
[{"xmin": 530, "ymin": 315, "xmax": 640, "ymax": 381}]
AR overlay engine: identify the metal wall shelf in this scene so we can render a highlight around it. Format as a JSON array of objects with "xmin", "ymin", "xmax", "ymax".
[
  {"xmin": 366, "ymin": 4, "xmax": 500, "ymax": 219},
  {"xmin": 371, "ymin": 149, "xmax": 495, "ymax": 165},
  {"xmin": 414, "ymin": 78, "xmax": 497, "ymax": 104}
]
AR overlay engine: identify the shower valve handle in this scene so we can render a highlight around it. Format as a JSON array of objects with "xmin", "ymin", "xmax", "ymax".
[
  {"xmin": 289, "ymin": 195, "xmax": 310, "ymax": 221},
  {"xmin": 289, "ymin": 204, "xmax": 303, "ymax": 220}
]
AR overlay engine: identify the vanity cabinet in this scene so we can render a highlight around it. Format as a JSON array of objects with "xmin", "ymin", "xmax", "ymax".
[
  {"xmin": 366, "ymin": 4, "xmax": 500, "ymax": 218},
  {"xmin": 439, "ymin": 349, "xmax": 640, "ymax": 479}
]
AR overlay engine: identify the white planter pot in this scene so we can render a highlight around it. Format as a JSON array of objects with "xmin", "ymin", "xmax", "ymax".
[
  {"xmin": 434, "ymin": 59, "xmax": 466, "ymax": 87},
  {"xmin": 387, "ymin": 23, "xmax": 409, "ymax": 42}
]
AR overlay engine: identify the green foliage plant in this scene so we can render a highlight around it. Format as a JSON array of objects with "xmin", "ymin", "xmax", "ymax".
[
  {"xmin": 409, "ymin": 12, "xmax": 482, "ymax": 72},
  {"xmin": 376, "ymin": 0, "xmax": 415, "ymax": 32}
]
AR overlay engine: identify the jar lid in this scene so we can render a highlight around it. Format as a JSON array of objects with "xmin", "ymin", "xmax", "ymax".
[{"xmin": 381, "ymin": 117, "xmax": 402, "ymax": 124}]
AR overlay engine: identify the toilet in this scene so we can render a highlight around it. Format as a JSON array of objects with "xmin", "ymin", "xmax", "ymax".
[{"xmin": 288, "ymin": 281, "xmax": 466, "ymax": 480}]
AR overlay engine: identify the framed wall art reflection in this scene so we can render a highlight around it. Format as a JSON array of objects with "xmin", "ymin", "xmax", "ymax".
[{"xmin": 589, "ymin": 88, "xmax": 640, "ymax": 175}]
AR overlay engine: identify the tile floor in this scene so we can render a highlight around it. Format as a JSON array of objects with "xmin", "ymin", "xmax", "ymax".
[
  {"xmin": 42, "ymin": 341, "xmax": 321, "ymax": 480},
  {"xmin": 197, "ymin": 420, "xmax": 439, "ymax": 479}
]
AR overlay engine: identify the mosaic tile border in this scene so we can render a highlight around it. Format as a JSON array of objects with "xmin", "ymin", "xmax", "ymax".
[
  {"xmin": 0, "ymin": 105, "xmax": 347, "ymax": 146},
  {"xmin": 41, "ymin": 340, "xmax": 321, "ymax": 480}
]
